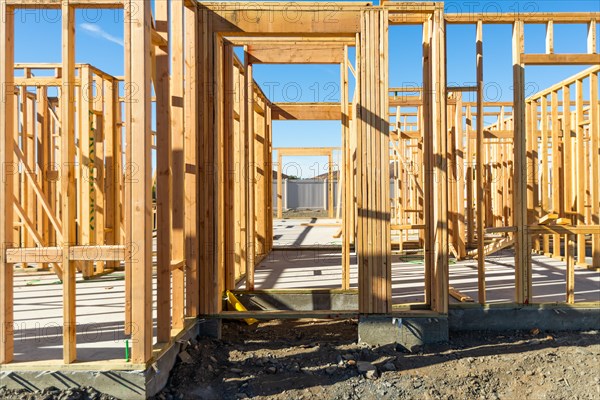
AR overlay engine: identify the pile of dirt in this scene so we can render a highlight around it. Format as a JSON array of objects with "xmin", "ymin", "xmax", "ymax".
[{"xmin": 152, "ymin": 319, "xmax": 600, "ymax": 400}]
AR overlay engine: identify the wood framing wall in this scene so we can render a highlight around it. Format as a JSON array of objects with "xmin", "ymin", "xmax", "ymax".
[{"xmin": 0, "ymin": 1, "xmax": 598, "ymax": 369}]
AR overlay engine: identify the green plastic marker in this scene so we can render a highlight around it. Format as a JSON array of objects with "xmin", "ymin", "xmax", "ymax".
[{"xmin": 125, "ymin": 339, "xmax": 130, "ymax": 362}]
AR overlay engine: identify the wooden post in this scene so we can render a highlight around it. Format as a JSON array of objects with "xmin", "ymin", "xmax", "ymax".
[
  {"xmin": 328, "ymin": 152, "xmax": 334, "ymax": 218},
  {"xmin": 244, "ymin": 47, "xmax": 255, "ymax": 290},
  {"xmin": 563, "ymin": 85, "xmax": 573, "ymax": 235},
  {"xmin": 512, "ymin": 21, "xmax": 531, "ymax": 304},
  {"xmin": 277, "ymin": 151, "xmax": 283, "ymax": 219},
  {"xmin": 24, "ymin": 91, "xmax": 35, "ymax": 251},
  {"xmin": 590, "ymin": 71, "xmax": 600, "ymax": 267},
  {"xmin": 455, "ymin": 94, "xmax": 466, "ymax": 259},
  {"xmin": 475, "ymin": 20, "xmax": 485, "ymax": 304},
  {"xmin": 123, "ymin": 6, "xmax": 132, "ymax": 336},
  {"xmin": 155, "ymin": 0, "xmax": 172, "ymax": 343},
  {"xmin": 38, "ymin": 86, "xmax": 50, "ymax": 270},
  {"xmin": 575, "ymin": 79, "xmax": 586, "ymax": 266},
  {"xmin": 93, "ymin": 74, "xmax": 105, "ymax": 275},
  {"xmin": 431, "ymin": 6, "xmax": 448, "ymax": 313},
  {"xmin": 214, "ymin": 34, "xmax": 226, "ymax": 312},
  {"xmin": 0, "ymin": 2, "xmax": 15, "ymax": 364},
  {"xmin": 236, "ymin": 60, "xmax": 247, "ymax": 279},
  {"xmin": 540, "ymin": 95, "xmax": 550, "ymax": 255},
  {"xmin": 127, "ymin": 0, "xmax": 153, "ymax": 363},
  {"xmin": 103, "ymin": 78, "xmax": 119, "ymax": 272},
  {"xmin": 341, "ymin": 48, "xmax": 351, "ymax": 289},
  {"xmin": 546, "ymin": 21, "xmax": 554, "ymax": 54},
  {"xmin": 253, "ymin": 100, "xmax": 266, "ymax": 259},
  {"xmin": 588, "ymin": 20, "xmax": 597, "ymax": 54},
  {"xmin": 551, "ymin": 90, "xmax": 562, "ymax": 259},
  {"xmin": 422, "ymin": 16, "xmax": 433, "ymax": 306},
  {"xmin": 465, "ymin": 105, "xmax": 474, "ymax": 249},
  {"xmin": 224, "ymin": 44, "xmax": 235, "ymax": 290},
  {"xmin": 61, "ymin": 2, "xmax": 77, "ymax": 363},
  {"xmin": 184, "ymin": 5, "xmax": 200, "ymax": 316},
  {"xmin": 171, "ymin": 0, "xmax": 185, "ymax": 330},
  {"xmin": 80, "ymin": 66, "xmax": 93, "ymax": 277},
  {"xmin": 357, "ymin": 9, "xmax": 391, "ymax": 314},
  {"xmin": 566, "ymin": 233, "xmax": 575, "ymax": 303}
]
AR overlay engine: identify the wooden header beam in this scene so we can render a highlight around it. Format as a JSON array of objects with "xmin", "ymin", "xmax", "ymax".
[
  {"xmin": 247, "ymin": 43, "xmax": 345, "ymax": 64},
  {"xmin": 445, "ymin": 12, "xmax": 600, "ymax": 24},
  {"xmin": 271, "ymin": 103, "xmax": 353, "ymax": 120},
  {"xmin": 275, "ymin": 147, "xmax": 340, "ymax": 157},
  {"xmin": 521, "ymin": 53, "xmax": 600, "ymax": 66},
  {"xmin": 227, "ymin": 37, "xmax": 356, "ymax": 46},
  {"xmin": 201, "ymin": 2, "xmax": 366, "ymax": 34},
  {"xmin": 6, "ymin": 0, "xmax": 124, "ymax": 8}
]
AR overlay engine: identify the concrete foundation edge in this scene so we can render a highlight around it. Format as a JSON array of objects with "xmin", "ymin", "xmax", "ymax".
[
  {"xmin": 448, "ymin": 306, "xmax": 600, "ymax": 331},
  {"xmin": 0, "ymin": 321, "xmax": 200, "ymax": 400},
  {"xmin": 358, "ymin": 315, "xmax": 449, "ymax": 350}
]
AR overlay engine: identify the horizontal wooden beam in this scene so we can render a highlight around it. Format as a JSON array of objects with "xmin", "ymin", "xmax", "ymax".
[
  {"xmin": 275, "ymin": 147, "xmax": 339, "ymax": 156},
  {"xmin": 445, "ymin": 12, "xmax": 600, "ymax": 24},
  {"xmin": 6, "ymin": 0, "xmax": 123, "ymax": 8},
  {"xmin": 14, "ymin": 77, "xmax": 80, "ymax": 86},
  {"xmin": 247, "ymin": 44, "xmax": 344, "ymax": 64},
  {"xmin": 389, "ymin": 95, "xmax": 422, "ymax": 106},
  {"xmin": 388, "ymin": 14, "xmax": 432, "ymax": 24},
  {"xmin": 6, "ymin": 245, "xmax": 126, "ymax": 264},
  {"xmin": 528, "ymin": 225, "xmax": 600, "ymax": 235},
  {"xmin": 227, "ymin": 36, "xmax": 356, "ymax": 46},
  {"xmin": 486, "ymin": 226, "xmax": 517, "ymax": 233},
  {"xmin": 391, "ymin": 224, "xmax": 426, "ymax": 230},
  {"xmin": 203, "ymin": 2, "xmax": 364, "ymax": 34},
  {"xmin": 521, "ymin": 53, "xmax": 600, "ymax": 66},
  {"xmin": 271, "ymin": 103, "xmax": 352, "ymax": 120}
]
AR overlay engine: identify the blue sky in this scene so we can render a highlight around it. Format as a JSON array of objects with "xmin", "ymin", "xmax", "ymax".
[{"xmin": 13, "ymin": 0, "xmax": 600, "ymax": 178}]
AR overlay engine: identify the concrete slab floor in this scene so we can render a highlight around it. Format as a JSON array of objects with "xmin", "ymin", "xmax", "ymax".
[
  {"xmin": 244, "ymin": 219, "xmax": 600, "ymax": 305},
  {"xmin": 273, "ymin": 218, "xmax": 342, "ymax": 247},
  {"xmin": 11, "ymin": 270, "xmax": 158, "ymax": 364}
]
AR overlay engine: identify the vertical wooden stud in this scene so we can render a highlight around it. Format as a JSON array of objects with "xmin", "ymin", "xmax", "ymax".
[
  {"xmin": 61, "ymin": 2, "xmax": 77, "ymax": 363},
  {"xmin": 127, "ymin": 0, "xmax": 153, "ymax": 363},
  {"xmin": 155, "ymin": 0, "xmax": 171, "ymax": 343},
  {"xmin": 0, "ymin": 2, "xmax": 15, "ymax": 364},
  {"xmin": 475, "ymin": 20, "xmax": 485, "ymax": 304}
]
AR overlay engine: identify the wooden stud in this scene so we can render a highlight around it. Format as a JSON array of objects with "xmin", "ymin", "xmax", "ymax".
[
  {"xmin": 575, "ymin": 79, "xmax": 586, "ymax": 266},
  {"xmin": 224, "ymin": 44, "xmax": 235, "ymax": 291},
  {"xmin": 540, "ymin": 96, "xmax": 549, "ymax": 254},
  {"xmin": 546, "ymin": 21, "xmax": 554, "ymax": 54},
  {"xmin": 566, "ymin": 233, "xmax": 576, "ymax": 303},
  {"xmin": 341, "ymin": 46, "xmax": 351, "ymax": 290},
  {"xmin": 590, "ymin": 71, "xmax": 600, "ymax": 267},
  {"xmin": 0, "ymin": 1, "xmax": 15, "ymax": 364},
  {"xmin": 551, "ymin": 90, "xmax": 562, "ymax": 258},
  {"xmin": 588, "ymin": 20, "xmax": 597, "ymax": 54},
  {"xmin": 328, "ymin": 152, "xmax": 334, "ymax": 219},
  {"xmin": 171, "ymin": 0, "xmax": 185, "ymax": 331},
  {"xmin": 155, "ymin": 0, "xmax": 171, "ymax": 343},
  {"xmin": 475, "ymin": 20, "xmax": 485, "ymax": 304},
  {"xmin": 184, "ymin": 5, "xmax": 200, "ymax": 316},
  {"xmin": 245, "ymin": 46, "xmax": 256, "ymax": 291},
  {"xmin": 512, "ymin": 21, "xmax": 531, "ymax": 304},
  {"xmin": 61, "ymin": 2, "xmax": 77, "ymax": 363},
  {"xmin": 127, "ymin": 0, "xmax": 153, "ymax": 363},
  {"xmin": 431, "ymin": 5, "xmax": 448, "ymax": 313},
  {"xmin": 80, "ymin": 67, "xmax": 93, "ymax": 277}
]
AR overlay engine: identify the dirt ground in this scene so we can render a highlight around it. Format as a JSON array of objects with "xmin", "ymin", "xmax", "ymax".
[
  {"xmin": 153, "ymin": 319, "xmax": 599, "ymax": 400},
  {"xmin": 1, "ymin": 319, "xmax": 599, "ymax": 400}
]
